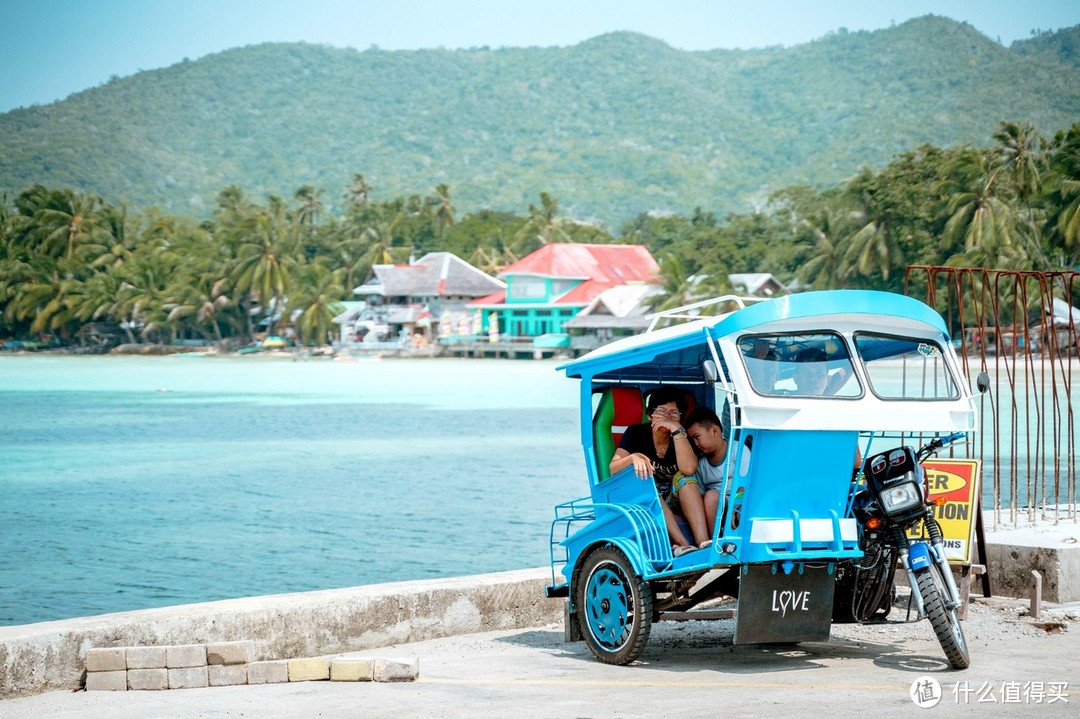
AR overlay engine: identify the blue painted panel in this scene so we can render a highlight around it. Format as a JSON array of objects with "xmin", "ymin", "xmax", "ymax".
[
  {"xmin": 737, "ymin": 430, "xmax": 858, "ymax": 519},
  {"xmin": 733, "ymin": 429, "xmax": 861, "ymax": 564}
]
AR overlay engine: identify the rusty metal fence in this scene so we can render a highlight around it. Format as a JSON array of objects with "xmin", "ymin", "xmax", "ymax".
[{"xmin": 905, "ymin": 267, "xmax": 1078, "ymax": 528}]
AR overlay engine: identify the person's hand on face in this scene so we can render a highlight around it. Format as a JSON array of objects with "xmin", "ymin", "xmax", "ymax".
[{"xmin": 650, "ymin": 404, "xmax": 683, "ymax": 432}]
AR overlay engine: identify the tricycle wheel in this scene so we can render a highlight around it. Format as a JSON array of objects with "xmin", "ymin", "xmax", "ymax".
[{"xmin": 575, "ymin": 546, "xmax": 652, "ymax": 665}]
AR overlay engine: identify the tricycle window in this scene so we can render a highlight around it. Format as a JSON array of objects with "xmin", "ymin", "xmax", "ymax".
[
  {"xmin": 737, "ymin": 332, "xmax": 860, "ymax": 398},
  {"xmin": 854, "ymin": 333, "xmax": 960, "ymax": 400}
]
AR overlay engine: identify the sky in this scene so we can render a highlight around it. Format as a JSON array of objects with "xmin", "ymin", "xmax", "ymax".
[{"xmin": 2, "ymin": 0, "xmax": 1078, "ymax": 113}]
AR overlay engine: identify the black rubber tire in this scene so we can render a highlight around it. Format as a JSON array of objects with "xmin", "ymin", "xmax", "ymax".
[
  {"xmin": 574, "ymin": 546, "xmax": 652, "ymax": 665},
  {"xmin": 915, "ymin": 564, "xmax": 970, "ymax": 669}
]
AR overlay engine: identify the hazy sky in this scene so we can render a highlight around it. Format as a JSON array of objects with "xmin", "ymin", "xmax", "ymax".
[{"xmin": 2, "ymin": 0, "xmax": 1077, "ymax": 113}]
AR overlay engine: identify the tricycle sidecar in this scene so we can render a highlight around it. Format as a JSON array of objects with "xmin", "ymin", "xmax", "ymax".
[{"xmin": 547, "ymin": 290, "xmax": 978, "ymax": 665}]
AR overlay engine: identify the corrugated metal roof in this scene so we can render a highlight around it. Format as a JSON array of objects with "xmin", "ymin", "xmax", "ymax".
[
  {"xmin": 353, "ymin": 252, "xmax": 505, "ymax": 297},
  {"xmin": 499, "ymin": 244, "xmax": 658, "ymax": 284},
  {"xmin": 479, "ymin": 244, "xmax": 659, "ymax": 307}
]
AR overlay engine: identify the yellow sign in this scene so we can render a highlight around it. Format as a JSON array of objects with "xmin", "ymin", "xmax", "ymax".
[{"xmin": 906, "ymin": 459, "xmax": 981, "ymax": 564}]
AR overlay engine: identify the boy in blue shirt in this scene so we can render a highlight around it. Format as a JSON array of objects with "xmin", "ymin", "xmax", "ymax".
[{"xmin": 684, "ymin": 406, "xmax": 729, "ymax": 537}]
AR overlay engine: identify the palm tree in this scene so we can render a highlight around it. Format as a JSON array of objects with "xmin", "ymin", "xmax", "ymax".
[
  {"xmin": 939, "ymin": 152, "xmax": 1029, "ymax": 269},
  {"xmin": 66, "ymin": 271, "xmax": 126, "ymax": 327},
  {"xmin": 993, "ymin": 121, "xmax": 1051, "ymax": 268},
  {"xmin": 995, "ymin": 121, "xmax": 1044, "ymax": 204},
  {"xmin": 1050, "ymin": 180, "xmax": 1080, "ymax": 266},
  {"xmin": 294, "ymin": 185, "xmax": 324, "ymax": 237},
  {"xmin": 359, "ymin": 206, "xmax": 406, "ymax": 270},
  {"xmin": 511, "ymin": 192, "xmax": 571, "ymax": 255},
  {"xmin": 85, "ymin": 204, "xmax": 135, "ymax": 270},
  {"xmin": 31, "ymin": 188, "xmax": 103, "ymax": 262},
  {"xmin": 426, "ymin": 183, "xmax": 456, "ymax": 235},
  {"xmin": 215, "ymin": 185, "xmax": 251, "ymax": 218},
  {"xmin": 1046, "ymin": 125, "xmax": 1080, "ymax": 266},
  {"xmin": 799, "ymin": 209, "xmax": 853, "ymax": 289},
  {"xmin": 653, "ymin": 251, "xmax": 700, "ymax": 311},
  {"xmin": 843, "ymin": 216, "xmax": 904, "ymax": 282},
  {"xmin": 343, "ymin": 174, "xmax": 372, "ymax": 208},
  {"xmin": 113, "ymin": 255, "xmax": 174, "ymax": 343},
  {"xmin": 165, "ymin": 275, "xmax": 232, "ymax": 342},
  {"xmin": 230, "ymin": 197, "xmax": 300, "ymax": 336},
  {"xmin": 287, "ymin": 262, "xmax": 346, "ymax": 347},
  {"xmin": 839, "ymin": 170, "xmax": 905, "ymax": 282},
  {"xmin": 5, "ymin": 268, "xmax": 69, "ymax": 337}
]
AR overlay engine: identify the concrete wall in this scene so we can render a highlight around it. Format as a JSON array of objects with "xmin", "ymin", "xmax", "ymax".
[
  {"xmin": 985, "ymin": 543, "xmax": 1080, "ymax": 603},
  {"xmin": 0, "ymin": 567, "xmax": 561, "ymax": 699},
  {"xmin": 983, "ymin": 513, "xmax": 1080, "ymax": 603}
]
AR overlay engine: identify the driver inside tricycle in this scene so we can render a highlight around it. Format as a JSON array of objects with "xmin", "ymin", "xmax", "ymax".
[{"xmin": 547, "ymin": 290, "xmax": 978, "ymax": 668}]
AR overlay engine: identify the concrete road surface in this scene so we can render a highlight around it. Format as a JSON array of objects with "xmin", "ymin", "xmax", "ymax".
[{"xmin": 3, "ymin": 606, "xmax": 1077, "ymax": 718}]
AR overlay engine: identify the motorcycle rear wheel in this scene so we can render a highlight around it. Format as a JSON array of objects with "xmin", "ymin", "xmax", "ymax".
[{"xmin": 915, "ymin": 563, "xmax": 970, "ymax": 669}]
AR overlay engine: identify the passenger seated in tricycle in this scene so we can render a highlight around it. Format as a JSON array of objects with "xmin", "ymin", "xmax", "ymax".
[
  {"xmin": 684, "ymin": 405, "xmax": 728, "ymax": 537},
  {"xmin": 608, "ymin": 387, "xmax": 711, "ymax": 555}
]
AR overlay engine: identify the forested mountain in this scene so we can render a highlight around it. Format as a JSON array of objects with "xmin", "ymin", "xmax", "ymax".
[{"xmin": 1, "ymin": 15, "xmax": 1078, "ymax": 227}]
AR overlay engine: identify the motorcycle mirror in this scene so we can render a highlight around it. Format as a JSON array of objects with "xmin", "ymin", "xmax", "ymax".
[
  {"xmin": 976, "ymin": 371, "xmax": 990, "ymax": 394},
  {"xmin": 702, "ymin": 359, "xmax": 718, "ymax": 385}
]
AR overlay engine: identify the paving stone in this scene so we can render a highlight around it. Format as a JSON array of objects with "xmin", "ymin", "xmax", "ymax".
[
  {"xmin": 127, "ymin": 668, "xmax": 168, "ymax": 691},
  {"xmin": 373, "ymin": 657, "xmax": 419, "ymax": 682},
  {"xmin": 330, "ymin": 657, "xmax": 374, "ymax": 682},
  {"xmin": 206, "ymin": 640, "xmax": 255, "ymax": 665},
  {"xmin": 126, "ymin": 646, "xmax": 166, "ymax": 669},
  {"xmin": 208, "ymin": 664, "xmax": 248, "ymax": 686},
  {"xmin": 168, "ymin": 666, "xmax": 209, "ymax": 689},
  {"xmin": 166, "ymin": 644, "xmax": 207, "ymax": 668},
  {"xmin": 85, "ymin": 647, "xmax": 126, "ymax": 672},
  {"xmin": 85, "ymin": 670, "xmax": 127, "ymax": 691},
  {"xmin": 247, "ymin": 660, "xmax": 289, "ymax": 685},
  {"xmin": 288, "ymin": 657, "xmax": 330, "ymax": 682}
]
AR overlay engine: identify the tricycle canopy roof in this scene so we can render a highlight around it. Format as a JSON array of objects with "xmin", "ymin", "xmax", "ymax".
[
  {"xmin": 560, "ymin": 290, "xmax": 947, "ymax": 380},
  {"xmin": 559, "ymin": 290, "xmax": 975, "ymax": 433}
]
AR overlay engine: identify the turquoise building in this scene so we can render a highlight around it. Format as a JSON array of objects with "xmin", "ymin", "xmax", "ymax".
[{"xmin": 469, "ymin": 244, "xmax": 660, "ymax": 341}]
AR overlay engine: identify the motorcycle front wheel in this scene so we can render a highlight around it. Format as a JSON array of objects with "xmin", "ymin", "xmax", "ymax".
[{"xmin": 915, "ymin": 563, "xmax": 970, "ymax": 669}]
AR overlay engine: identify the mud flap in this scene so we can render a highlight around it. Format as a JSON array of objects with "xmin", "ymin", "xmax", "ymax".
[
  {"xmin": 564, "ymin": 599, "xmax": 582, "ymax": 642},
  {"xmin": 733, "ymin": 563, "xmax": 836, "ymax": 644}
]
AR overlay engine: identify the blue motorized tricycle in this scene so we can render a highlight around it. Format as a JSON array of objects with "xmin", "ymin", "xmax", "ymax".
[{"xmin": 547, "ymin": 290, "xmax": 981, "ymax": 668}]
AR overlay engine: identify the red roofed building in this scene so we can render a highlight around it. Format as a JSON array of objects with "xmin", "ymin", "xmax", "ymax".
[{"xmin": 469, "ymin": 243, "xmax": 660, "ymax": 340}]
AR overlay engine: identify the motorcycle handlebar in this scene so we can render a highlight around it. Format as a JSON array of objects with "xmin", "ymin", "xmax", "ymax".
[{"xmin": 917, "ymin": 431, "xmax": 968, "ymax": 460}]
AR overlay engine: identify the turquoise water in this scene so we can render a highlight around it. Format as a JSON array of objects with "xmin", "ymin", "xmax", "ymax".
[
  {"xmin": 2, "ymin": 355, "xmax": 1074, "ymax": 626},
  {"xmin": 0, "ymin": 355, "xmax": 583, "ymax": 626}
]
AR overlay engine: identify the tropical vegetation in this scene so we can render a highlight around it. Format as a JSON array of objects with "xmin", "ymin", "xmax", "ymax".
[{"xmin": 3, "ymin": 121, "xmax": 1079, "ymax": 348}]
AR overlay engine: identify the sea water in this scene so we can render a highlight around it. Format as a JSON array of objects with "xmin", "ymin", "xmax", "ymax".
[
  {"xmin": 0, "ymin": 355, "xmax": 583, "ymax": 626},
  {"xmin": 1, "ymin": 355, "xmax": 1074, "ymax": 626}
]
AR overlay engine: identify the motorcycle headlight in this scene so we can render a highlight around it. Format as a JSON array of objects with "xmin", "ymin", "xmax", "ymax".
[{"xmin": 878, "ymin": 481, "xmax": 923, "ymax": 516}]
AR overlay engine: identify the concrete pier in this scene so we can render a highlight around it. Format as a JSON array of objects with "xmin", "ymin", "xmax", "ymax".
[
  {"xmin": 2, "ymin": 516, "xmax": 1078, "ymax": 701},
  {"xmin": 0, "ymin": 567, "xmax": 558, "ymax": 699}
]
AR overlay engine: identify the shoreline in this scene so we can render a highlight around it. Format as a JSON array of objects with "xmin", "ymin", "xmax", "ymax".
[{"xmin": 0, "ymin": 567, "xmax": 558, "ymax": 699}]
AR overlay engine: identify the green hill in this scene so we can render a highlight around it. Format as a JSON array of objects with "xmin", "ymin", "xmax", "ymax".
[{"xmin": 1, "ymin": 15, "xmax": 1078, "ymax": 227}]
